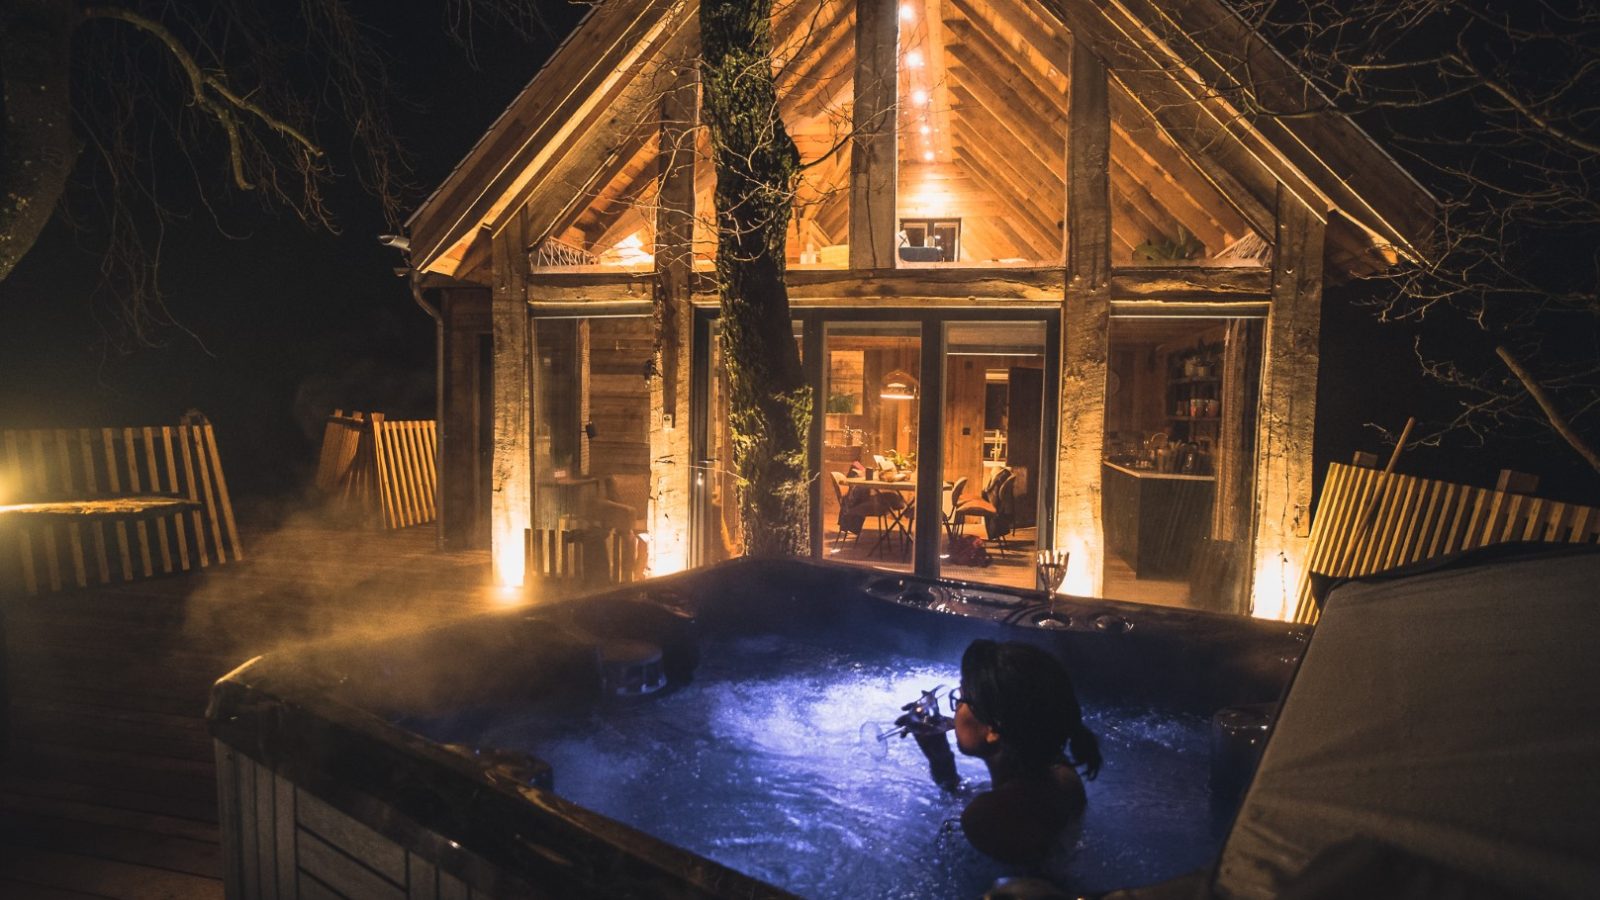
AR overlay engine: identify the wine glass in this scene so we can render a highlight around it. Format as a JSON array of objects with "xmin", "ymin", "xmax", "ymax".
[{"xmin": 1035, "ymin": 550, "xmax": 1071, "ymax": 628}]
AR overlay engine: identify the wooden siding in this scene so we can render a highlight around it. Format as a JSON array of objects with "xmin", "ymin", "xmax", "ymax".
[{"xmin": 215, "ymin": 746, "xmax": 502, "ymax": 900}]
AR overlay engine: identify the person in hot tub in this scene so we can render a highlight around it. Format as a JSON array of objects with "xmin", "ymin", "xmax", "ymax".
[{"xmin": 940, "ymin": 639, "xmax": 1102, "ymax": 866}]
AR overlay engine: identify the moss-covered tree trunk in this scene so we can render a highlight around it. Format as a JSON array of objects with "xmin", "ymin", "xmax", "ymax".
[{"xmin": 700, "ymin": 0, "xmax": 811, "ymax": 557}]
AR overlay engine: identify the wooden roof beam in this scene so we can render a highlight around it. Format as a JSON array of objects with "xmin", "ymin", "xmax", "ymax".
[
  {"xmin": 946, "ymin": 0, "xmax": 1068, "ymax": 107},
  {"xmin": 410, "ymin": 0, "xmax": 693, "ymax": 271},
  {"xmin": 949, "ymin": 147, "xmax": 1058, "ymax": 259},
  {"xmin": 1113, "ymin": 0, "xmax": 1433, "ymax": 256},
  {"xmin": 777, "ymin": 0, "xmax": 856, "ymax": 116},
  {"xmin": 550, "ymin": 131, "xmax": 659, "ymax": 248},
  {"xmin": 1037, "ymin": 0, "xmax": 1286, "ymax": 238},
  {"xmin": 949, "ymin": 120, "xmax": 1064, "ymax": 253},
  {"xmin": 1108, "ymin": 97, "xmax": 1245, "ymax": 248},
  {"xmin": 944, "ymin": 70, "xmax": 1060, "ymax": 189},
  {"xmin": 1108, "ymin": 139, "xmax": 1229, "ymax": 253},
  {"xmin": 955, "ymin": 7, "xmax": 1254, "ymax": 252}
]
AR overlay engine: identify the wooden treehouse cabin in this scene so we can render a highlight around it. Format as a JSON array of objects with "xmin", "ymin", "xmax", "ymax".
[{"xmin": 400, "ymin": 0, "xmax": 1433, "ymax": 617}]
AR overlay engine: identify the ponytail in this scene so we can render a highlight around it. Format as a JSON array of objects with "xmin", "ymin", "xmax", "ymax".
[{"xmin": 1067, "ymin": 722, "xmax": 1102, "ymax": 781}]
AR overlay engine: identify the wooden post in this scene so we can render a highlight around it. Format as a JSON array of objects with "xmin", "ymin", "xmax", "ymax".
[
  {"xmin": 1497, "ymin": 470, "xmax": 1539, "ymax": 495},
  {"xmin": 850, "ymin": 0, "xmax": 899, "ymax": 269},
  {"xmin": 439, "ymin": 286, "xmax": 492, "ymax": 549},
  {"xmin": 650, "ymin": 54, "xmax": 698, "ymax": 575},
  {"xmin": 491, "ymin": 209, "xmax": 533, "ymax": 586},
  {"xmin": 1252, "ymin": 186, "xmax": 1325, "ymax": 619},
  {"xmin": 1055, "ymin": 44, "xmax": 1112, "ymax": 597}
]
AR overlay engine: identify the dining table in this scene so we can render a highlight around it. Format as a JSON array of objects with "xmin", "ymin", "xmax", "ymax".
[{"xmin": 838, "ymin": 474, "xmax": 951, "ymax": 557}]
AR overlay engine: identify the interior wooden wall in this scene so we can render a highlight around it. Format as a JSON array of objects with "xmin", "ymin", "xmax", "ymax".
[
  {"xmin": 941, "ymin": 354, "xmax": 1039, "ymax": 499},
  {"xmin": 588, "ymin": 318, "xmax": 653, "ymax": 519}
]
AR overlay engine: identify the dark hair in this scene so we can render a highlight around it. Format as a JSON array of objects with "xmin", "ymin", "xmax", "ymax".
[{"xmin": 960, "ymin": 639, "xmax": 1102, "ymax": 779}]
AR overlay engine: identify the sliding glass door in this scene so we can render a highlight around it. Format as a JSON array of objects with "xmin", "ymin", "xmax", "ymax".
[{"xmin": 696, "ymin": 309, "xmax": 1058, "ymax": 589}]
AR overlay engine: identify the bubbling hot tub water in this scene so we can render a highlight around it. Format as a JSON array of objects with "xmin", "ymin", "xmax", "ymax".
[{"xmin": 409, "ymin": 632, "xmax": 1221, "ymax": 899}]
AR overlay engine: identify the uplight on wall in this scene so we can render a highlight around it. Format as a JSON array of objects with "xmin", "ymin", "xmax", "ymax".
[
  {"xmin": 492, "ymin": 524, "xmax": 527, "ymax": 590},
  {"xmin": 879, "ymin": 370, "xmax": 920, "ymax": 400},
  {"xmin": 1250, "ymin": 551, "xmax": 1299, "ymax": 621}
]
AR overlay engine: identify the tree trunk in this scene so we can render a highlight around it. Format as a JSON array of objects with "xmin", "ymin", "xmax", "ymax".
[
  {"xmin": 700, "ymin": 0, "xmax": 810, "ymax": 558},
  {"xmin": 0, "ymin": 0, "xmax": 78, "ymax": 283}
]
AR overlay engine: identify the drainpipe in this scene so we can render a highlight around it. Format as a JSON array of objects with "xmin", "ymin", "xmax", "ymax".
[
  {"xmin": 408, "ymin": 269, "xmax": 447, "ymax": 550},
  {"xmin": 382, "ymin": 234, "xmax": 448, "ymax": 549}
]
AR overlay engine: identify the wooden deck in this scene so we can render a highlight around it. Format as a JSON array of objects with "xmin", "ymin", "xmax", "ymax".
[{"xmin": 1, "ymin": 521, "xmax": 492, "ymax": 899}]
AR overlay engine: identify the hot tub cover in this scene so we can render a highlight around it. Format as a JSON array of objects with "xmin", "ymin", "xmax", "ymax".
[{"xmin": 1213, "ymin": 547, "xmax": 1600, "ymax": 898}]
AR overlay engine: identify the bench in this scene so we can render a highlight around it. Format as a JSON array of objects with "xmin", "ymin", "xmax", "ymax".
[{"xmin": 0, "ymin": 417, "xmax": 242, "ymax": 596}]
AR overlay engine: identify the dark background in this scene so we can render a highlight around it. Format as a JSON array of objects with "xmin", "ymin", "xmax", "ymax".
[{"xmin": 2, "ymin": 3, "xmax": 1596, "ymax": 516}]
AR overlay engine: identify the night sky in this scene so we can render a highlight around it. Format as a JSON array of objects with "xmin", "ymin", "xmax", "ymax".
[{"xmin": 2, "ymin": 2, "xmax": 1596, "ymax": 515}]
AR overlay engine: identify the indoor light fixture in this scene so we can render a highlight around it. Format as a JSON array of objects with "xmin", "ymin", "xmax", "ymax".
[{"xmin": 879, "ymin": 369, "xmax": 920, "ymax": 400}]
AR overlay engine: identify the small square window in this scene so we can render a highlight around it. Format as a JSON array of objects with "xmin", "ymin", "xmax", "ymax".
[{"xmin": 898, "ymin": 218, "xmax": 961, "ymax": 263}]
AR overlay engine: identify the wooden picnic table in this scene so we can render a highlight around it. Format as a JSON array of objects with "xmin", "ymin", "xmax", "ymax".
[{"xmin": 0, "ymin": 496, "xmax": 200, "ymax": 521}]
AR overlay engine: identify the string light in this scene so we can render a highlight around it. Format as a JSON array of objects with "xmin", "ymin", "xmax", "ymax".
[
  {"xmin": 912, "ymin": 88, "xmax": 928, "ymax": 105},
  {"xmin": 899, "ymin": 4, "xmax": 915, "ymax": 22},
  {"xmin": 919, "ymin": 124, "xmax": 931, "ymax": 135},
  {"xmin": 906, "ymin": 50, "xmax": 924, "ymax": 69}
]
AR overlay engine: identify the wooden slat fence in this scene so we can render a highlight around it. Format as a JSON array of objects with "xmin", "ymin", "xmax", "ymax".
[
  {"xmin": 1293, "ymin": 461, "xmax": 1600, "ymax": 622},
  {"xmin": 527, "ymin": 523, "xmax": 641, "ymax": 586},
  {"xmin": 0, "ymin": 419, "xmax": 242, "ymax": 596},
  {"xmin": 313, "ymin": 412, "xmax": 437, "ymax": 530}
]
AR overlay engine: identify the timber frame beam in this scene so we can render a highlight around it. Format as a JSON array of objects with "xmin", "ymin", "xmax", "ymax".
[
  {"xmin": 522, "ymin": 264, "xmax": 1270, "ymax": 306},
  {"xmin": 648, "ymin": 54, "xmax": 698, "ymax": 574},
  {"xmin": 850, "ymin": 0, "xmax": 899, "ymax": 269},
  {"xmin": 1252, "ymin": 186, "xmax": 1325, "ymax": 619},
  {"xmin": 490, "ymin": 210, "xmax": 532, "ymax": 586}
]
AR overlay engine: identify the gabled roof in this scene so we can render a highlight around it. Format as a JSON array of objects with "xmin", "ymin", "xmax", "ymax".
[{"xmin": 407, "ymin": 0, "xmax": 1434, "ymax": 278}]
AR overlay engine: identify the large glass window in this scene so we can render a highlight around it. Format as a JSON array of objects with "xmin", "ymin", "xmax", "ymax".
[
  {"xmin": 941, "ymin": 322, "xmax": 1047, "ymax": 589},
  {"xmin": 895, "ymin": 0, "xmax": 1067, "ymax": 266},
  {"xmin": 820, "ymin": 323, "xmax": 921, "ymax": 574},
  {"xmin": 531, "ymin": 317, "xmax": 652, "ymax": 580},
  {"xmin": 1100, "ymin": 317, "xmax": 1264, "ymax": 612}
]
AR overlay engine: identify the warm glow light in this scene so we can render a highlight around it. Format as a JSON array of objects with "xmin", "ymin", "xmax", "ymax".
[
  {"xmin": 492, "ymin": 524, "xmax": 526, "ymax": 589},
  {"xmin": 1058, "ymin": 534, "xmax": 1096, "ymax": 596},
  {"xmin": 879, "ymin": 369, "xmax": 920, "ymax": 400},
  {"xmin": 919, "ymin": 124, "xmax": 931, "ymax": 135},
  {"xmin": 923, "ymin": 151, "xmax": 934, "ymax": 161},
  {"xmin": 906, "ymin": 50, "xmax": 924, "ymax": 68},
  {"xmin": 911, "ymin": 89, "xmax": 928, "ymax": 105},
  {"xmin": 1250, "ymin": 551, "xmax": 1300, "ymax": 621},
  {"xmin": 489, "ymin": 584, "xmax": 528, "ymax": 608},
  {"xmin": 899, "ymin": 3, "xmax": 914, "ymax": 21}
]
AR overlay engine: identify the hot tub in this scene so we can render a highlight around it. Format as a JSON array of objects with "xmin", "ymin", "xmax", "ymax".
[{"xmin": 208, "ymin": 558, "xmax": 1307, "ymax": 898}]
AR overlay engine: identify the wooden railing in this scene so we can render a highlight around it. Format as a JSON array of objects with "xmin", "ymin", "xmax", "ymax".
[
  {"xmin": 0, "ymin": 418, "xmax": 242, "ymax": 596},
  {"xmin": 1294, "ymin": 461, "xmax": 1600, "ymax": 622},
  {"xmin": 314, "ymin": 411, "xmax": 437, "ymax": 529},
  {"xmin": 527, "ymin": 523, "xmax": 642, "ymax": 585}
]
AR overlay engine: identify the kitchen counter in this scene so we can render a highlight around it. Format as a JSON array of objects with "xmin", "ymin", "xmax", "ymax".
[
  {"xmin": 1103, "ymin": 461, "xmax": 1217, "ymax": 483},
  {"xmin": 1102, "ymin": 462, "xmax": 1215, "ymax": 579}
]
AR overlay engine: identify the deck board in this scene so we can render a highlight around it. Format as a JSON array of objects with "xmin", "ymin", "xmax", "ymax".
[{"xmin": 1, "ymin": 521, "xmax": 492, "ymax": 899}]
